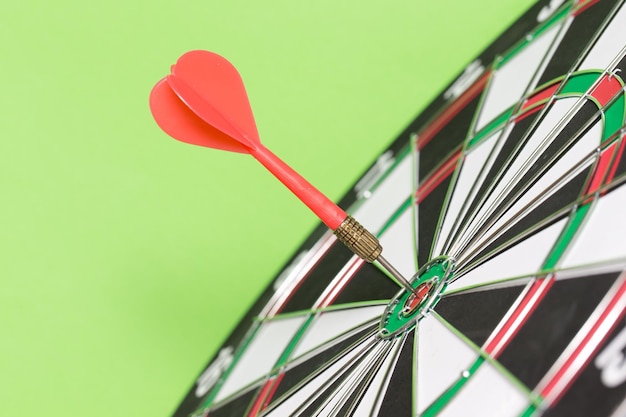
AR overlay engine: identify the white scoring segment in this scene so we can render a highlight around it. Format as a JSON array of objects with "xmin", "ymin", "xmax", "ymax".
[
  {"xmin": 315, "ymin": 343, "xmax": 393, "ymax": 416},
  {"xmin": 352, "ymin": 338, "xmax": 404, "ymax": 415},
  {"xmin": 214, "ymin": 315, "xmax": 308, "ymax": 402},
  {"xmin": 290, "ymin": 304, "xmax": 385, "ymax": 359},
  {"xmin": 436, "ymin": 361, "xmax": 530, "ymax": 417},
  {"xmin": 378, "ymin": 207, "xmax": 418, "ymax": 278},
  {"xmin": 457, "ymin": 98, "xmax": 577, "ymax": 257},
  {"xmin": 469, "ymin": 121, "xmax": 600, "ymax": 256},
  {"xmin": 351, "ymin": 154, "xmax": 413, "ymax": 234},
  {"xmin": 474, "ymin": 24, "xmax": 562, "ymax": 132},
  {"xmin": 265, "ymin": 336, "xmax": 373, "ymax": 416},
  {"xmin": 562, "ymin": 183, "xmax": 626, "ymax": 269},
  {"xmin": 578, "ymin": 4, "xmax": 626, "ymax": 72},
  {"xmin": 448, "ymin": 218, "xmax": 567, "ymax": 293},
  {"xmin": 416, "ymin": 315, "xmax": 477, "ymax": 414},
  {"xmin": 433, "ymin": 129, "xmax": 503, "ymax": 258}
]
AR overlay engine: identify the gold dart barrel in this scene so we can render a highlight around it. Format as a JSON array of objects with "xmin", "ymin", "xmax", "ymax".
[
  {"xmin": 333, "ymin": 216, "xmax": 382, "ymax": 263},
  {"xmin": 335, "ymin": 215, "xmax": 416, "ymax": 295}
]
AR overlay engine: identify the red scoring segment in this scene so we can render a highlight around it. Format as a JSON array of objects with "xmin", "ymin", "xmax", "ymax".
[{"xmin": 149, "ymin": 50, "xmax": 346, "ymax": 230}]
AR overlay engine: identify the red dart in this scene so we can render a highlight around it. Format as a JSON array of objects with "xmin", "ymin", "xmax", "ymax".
[
  {"xmin": 149, "ymin": 50, "xmax": 415, "ymax": 294},
  {"xmin": 150, "ymin": 50, "xmax": 344, "ymax": 230}
]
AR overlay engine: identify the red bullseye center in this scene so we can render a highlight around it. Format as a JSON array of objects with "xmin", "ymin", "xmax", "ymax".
[
  {"xmin": 403, "ymin": 280, "xmax": 434, "ymax": 314},
  {"xmin": 379, "ymin": 257, "xmax": 454, "ymax": 338}
]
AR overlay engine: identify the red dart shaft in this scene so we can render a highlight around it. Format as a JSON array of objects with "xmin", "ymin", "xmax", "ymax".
[
  {"xmin": 250, "ymin": 144, "xmax": 346, "ymax": 230},
  {"xmin": 253, "ymin": 143, "xmax": 416, "ymax": 294}
]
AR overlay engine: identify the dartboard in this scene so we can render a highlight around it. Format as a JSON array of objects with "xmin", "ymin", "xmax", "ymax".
[{"xmin": 171, "ymin": 1, "xmax": 626, "ymax": 416}]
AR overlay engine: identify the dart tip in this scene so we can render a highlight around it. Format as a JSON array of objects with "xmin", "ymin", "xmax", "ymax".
[{"xmin": 377, "ymin": 254, "xmax": 417, "ymax": 296}]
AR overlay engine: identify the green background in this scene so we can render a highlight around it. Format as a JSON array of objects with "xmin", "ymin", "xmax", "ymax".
[{"xmin": 1, "ymin": 1, "xmax": 535, "ymax": 416}]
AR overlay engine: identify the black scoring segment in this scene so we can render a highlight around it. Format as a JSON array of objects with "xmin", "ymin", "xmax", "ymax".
[
  {"xmin": 497, "ymin": 272, "xmax": 619, "ymax": 388},
  {"xmin": 280, "ymin": 242, "xmax": 354, "ymax": 314},
  {"xmin": 208, "ymin": 385, "xmax": 259, "ymax": 417},
  {"xmin": 543, "ymin": 317, "xmax": 626, "ymax": 417},
  {"xmin": 419, "ymin": 96, "xmax": 481, "ymax": 180},
  {"xmin": 418, "ymin": 176, "xmax": 453, "ymax": 267},
  {"xmin": 436, "ymin": 284, "xmax": 527, "ymax": 348},
  {"xmin": 376, "ymin": 329, "xmax": 415, "ymax": 417},
  {"xmin": 270, "ymin": 324, "xmax": 377, "ymax": 405},
  {"xmin": 536, "ymin": 0, "xmax": 623, "ymax": 87},
  {"xmin": 451, "ymin": 112, "xmax": 542, "ymax": 247},
  {"xmin": 332, "ymin": 262, "xmax": 401, "ymax": 305}
]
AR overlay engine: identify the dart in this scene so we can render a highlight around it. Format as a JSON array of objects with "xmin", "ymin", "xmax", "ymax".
[{"xmin": 149, "ymin": 50, "xmax": 415, "ymax": 294}]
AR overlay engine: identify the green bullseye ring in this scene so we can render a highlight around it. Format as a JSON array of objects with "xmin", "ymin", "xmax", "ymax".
[{"xmin": 379, "ymin": 256, "xmax": 455, "ymax": 339}]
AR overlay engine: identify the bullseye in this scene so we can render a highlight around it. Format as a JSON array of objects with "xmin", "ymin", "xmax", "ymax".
[
  {"xmin": 379, "ymin": 256, "xmax": 456, "ymax": 339},
  {"xmin": 402, "ymin": 280, "xmax": 435, "ymax": 315}
]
